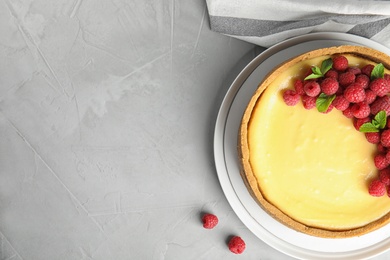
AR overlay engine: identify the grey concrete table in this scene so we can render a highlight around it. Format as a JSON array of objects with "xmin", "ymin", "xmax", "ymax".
[{"xmin": 1, "ymin": 1, "xmax": 389, "ymax": 259}]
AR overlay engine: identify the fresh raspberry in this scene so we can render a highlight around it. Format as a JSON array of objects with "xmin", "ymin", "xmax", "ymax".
[
  {"xmin": 320, "ymin": 104, "xmax": 334, "ymax": 114},
  {"xmin": 380, "ymin": 168, "xmax": 390, "ymax": 185},
  {"xmin": 351, "ymin": 102, "xmax": 371, "ymax": 118},
  {"xmin": 202, "ymin": 213, "xmax": 218, "ymax": 229},
  {"xmin": 320, "ymin": 77, "xmax": 339, "ymax": 95},
  {"xmin": 342, "ymin": 106, "xmax": 354, "ymax": 118},
  {"xmin": 347, "ymin": 67, "xmax": 361, "ymax": 75},
  {"xmin": 301, "ymin": 94, "xmax": 316, "ymax": 110},
  {"xmin": 365, "ymin": 132, "xmax": 380, "ymax": 144},
  {"xmin": 386, "ymin": 151, "xmax": 390, "ymax": 163},
  {"xmin": 378, "ymin": 143, "xmax": 388, "ymax": 153},
  {"xmin": 370, "ymin": 78, "xmax": 390, "ymax": 97},
  {"xmin": 343, "ymin": 83, "xmax": 366, "ymax": 103},
  {"xmin": 381, "ymin": 129, "xmax": 390, "ymax": 147},
  {"xmin": 304, "ymin": 81, "xmax": 321, "ymax": 97},
  {"xmin": 294, "ymin": 79, "xmax": 305, "ymax": 95},
  {"xmin": 338, "ymin": 71, "xmax": 356, "ymax": 87},
  {"xmin": 370, "ymin": 95, "xmax": 390, "ymax": 116},
  {"xmin": 332, "ymin": 95, "xmax": 349, "ymax": 111},
  {"xmin": 364, "ymin": 89, "xmax": 376, "ymax": 104},
  {"xmin": 375, "ymin": 154, "xmax": 389, "ymax": 170},
  {"xmin": 228, "ymin": 236, "xmax": 246, "ymax": 254},
  {"xmin": 368, "ymin": 179, "xmax": 386, "ymax": 197},
  {"xmin": 332, "ymin": 55, "xmax": 349, "ymax": 71},
  {"xmin": 385, "ymin": 74, "xmax": 390, "ymax": 82},
  {"xmin": 283, "ymin": 90, "xmax": 300, "ymax": 106},
  {"xmin": 354, "ymin": 117, "xmax": 370, "ymax": 130},
  {"xmin": 355, "ymin": 74, "xmax": 370, "ymax": 89},
  {"xmin": 362, "ymin": 64, "xmax": 374, "ymax": 76},
  {"xmin": 325, "ymin": 69, "xmax": 338, "ymax": 79}
]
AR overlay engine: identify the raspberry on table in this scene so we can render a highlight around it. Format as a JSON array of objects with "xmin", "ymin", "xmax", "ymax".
[
  {"xmin": 338, "ymin": 71, "xmax": 356, "ymax": 87},
  {"xmin": 365, "ymin": 132, "xmax": 380, "ymax": 144},
  {"xmin": 294, "ymin": 79, "xmax": 305, "ymax": 95},
  {"xmin": 282, "ymin": 90, "xmax": 300, "ymax": 106},
  {"xmin": 202, "ymin": 213, "xmax": 218, "ymax": 229},
  {"xmin": 364, "ymin": 89, "xmax": 377, "ymax": 104},
  {"xmin": 368, "ymin": 179, "xmax": 386, "ymax": 197},
  {"xmin": 343, "ymin": 83, "xmax": 366, "ymax": 103},
  {"xmin": 301, "ymin": 94, "xmax": 316, "ymax": 110},
  {"xmin": 320, "ymin": 77, "xmax": 339, "ymax": 95},
  {"xmin": 381, "ymin": 129, "xmax": 390, "ymax": 147},
  {"xmin": 332, "ymin": 95, "xmax": 349, "ymax": 111},
  {"xmin": 303, "ymin": 81, "xmax": 321, "ymax": 97},
  {"xmin": 355, "ymin": 74, "xmax": 370, "ymax": 89},
  {"xmin": 362, "ymin": 64, "xmax": 375, "ymax": 76},
  {"xmin": 370, "ymin": 78, "xmax": 390, "ymax": 97},
  {"xmin": 370, "ymin": 95, "xmax": 390, "ymax": 116},
  {"xmin": 351, "ymin": 102, "xmax": 371, "ymax": 119},
  {"xmin": 228, "ymin": 236, "xmax": 246, "ymax": 254},
  {"xmin": 332, "ymin": 55, "xmax": 349, "ymax": 71},
  {"xmin": 379, "ymin": 168, "xmax": 390, "ymax": 185},
  {"xmin": 375, "ymin": 154, "xmax": 389, "ymax": 170}
]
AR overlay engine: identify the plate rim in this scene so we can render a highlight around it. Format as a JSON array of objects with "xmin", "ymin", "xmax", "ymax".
[{"xmin": 213, "ymin": 32, "xmax": 390, "ymax": 259}]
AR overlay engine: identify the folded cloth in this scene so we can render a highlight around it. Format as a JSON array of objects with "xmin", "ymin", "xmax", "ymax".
[{"xmin": 206, "ymin": 0, "xmax": 390, "ymax": 48}]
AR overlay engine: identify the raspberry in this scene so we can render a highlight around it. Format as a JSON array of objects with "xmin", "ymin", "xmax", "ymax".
[
  {"xmin": 354, "ymin": 117, "xmax": 370, "ymax": 131},
  {"xmin": 368, "ymin": 179, "xmax": 386, "ymax": 197},
  {"xmin": 370, "ymin": 78, "xmax": 390, "ymax": 97},
  {"xmin": 362, "ymin": 64, "xmax": 374, "ymax": 76},
  {"xmin": 355, "ymin": 74, "xmax": 370, "ymax": 89},
  {"xmin": 332, "ymin": 95, "xmax": 349, "ymax": 111},
  {"xmin": 304, "ymin": 81, "xmax": 321, "ymax": 97},
  {"xmin": 381, "ymin": 129, "xmax": 390, "ymax": 147},
  {"xmin": 343, "ymin": 83, "xmax": 366, "ymax": 103},
  {"xmin": 351, "ymin": 102, "xmax": 370, "ymax": 118},
  {"xmin": 370, "ymin": 95, "xmax": 390, "ymax": 115},
  {"xmin": 386, "ymin": 151, "xmax": 390, "ymax": 163},
  {"xmin": 228, "ymin": 236, "xmax": 246, "ymax": 254},
  {"xmin": 379, "ymin": 168, "xmax": 390, "ymax": 185},
  {"xmin": 202, "ymin": 213, "xmax": 218, "ymax": 229},
  {"xmin": 294, "ymin": 79, "xmax": 305, "ymax": 95},
  {"xmin": 283, "ymin": 90, "xmax": 300, "ymax": 106},
  {"xmin": 347, "ymin": 67, "xmax": 361, "ymax": 75},
  {"xmin": 301, "ymin": 94, "xmax": 316, "ymax": 110},
  {"xmin": 378, "ymin": 143, "xmax": 388, "ymax": 153},
  {"xmin": 320, "ymin": 77, "xmax": 339, "ymax": 95},
  {"xmin": 342, "ymin": 106, "xmax": 354, "ymax": 118},
  {"xmin": 374, "ymin": 154, "xmax": 389, "ymax": 170},
  {"xmin": 332, "ymin": 55, "xmax": 349, "ymax": 71},
  {"xmin": 338, "ymin": 71, "xmax": 356, "ymax": 87},
  {"xmin": 364, "ymin": 89, "xmax": 376, "ymax": 104},
  {"xmin": 365, "ymin": 132, "xmax": 380, "ymax": 144},
  {"xmin": 325, "ymin": 69, "xmax": 338, "ymax": 79}
]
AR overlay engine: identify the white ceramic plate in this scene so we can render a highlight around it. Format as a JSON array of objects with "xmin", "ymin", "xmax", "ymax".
[{"xmin": 214, "ymin": 32, "xmax": 390, "ymax": 259}]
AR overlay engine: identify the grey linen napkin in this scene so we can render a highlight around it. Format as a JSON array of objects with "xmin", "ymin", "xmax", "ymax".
[{"xmin": 206, "ymin": 0, "xmax": 390, "ymax": 48}]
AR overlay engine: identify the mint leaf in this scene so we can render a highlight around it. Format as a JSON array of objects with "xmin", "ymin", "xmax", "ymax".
[
  {"xmin": 359, "ymin": 123, "xmax": 380, "ymax": 133},
  {"xmin": 374, "ymin": 110, "xmax": 387, "ymax": 129},
  {"xmin": 316, "ymin": 93, "xmax": 336, "ymax": 113},
  {"xmin": 304, "ymin": 73, "xmax": 323, "ymax": 80},
  {"xmin": 321, "ymin": 58, "xmax": 333, "ymax": 75},
  {"xmin": 371, "ymin": 63, "xmax": 385, "ymax": 80}
]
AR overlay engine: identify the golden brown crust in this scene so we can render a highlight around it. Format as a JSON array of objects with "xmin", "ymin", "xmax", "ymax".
[{"xmin": 238, "ymin": 45, "xmax": 390, "ymax": 238}]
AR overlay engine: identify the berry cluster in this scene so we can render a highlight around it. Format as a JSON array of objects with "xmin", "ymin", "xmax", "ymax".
[{"xmin": 282, "ymin": 54, "xmax": 390, "ymax": 197}]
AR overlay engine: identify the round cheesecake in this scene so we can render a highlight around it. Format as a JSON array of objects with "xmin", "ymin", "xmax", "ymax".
[{"xmin": 239, "ymin": 45, "xmax": 390, "ymax": 238}]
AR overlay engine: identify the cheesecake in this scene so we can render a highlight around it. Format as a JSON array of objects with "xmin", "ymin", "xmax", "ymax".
[{"xmin": 239, "ymin": 45, "xmax": 390, "ymax": 238}]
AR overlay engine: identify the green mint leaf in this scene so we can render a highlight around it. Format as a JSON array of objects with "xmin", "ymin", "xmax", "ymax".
[
  {"xmin": 359, "ymin": 122, "xmax": 380, "ymax": 133},
  {"xmin": 374, "ymin": 110, "xmax": 387, "ymax": 129},
  {"xmin": 304, "ymin": 73, "xmax": 324, "ymax": 80},
  {"xmin": 312, "ymin": 66, "xmax": 322, "ymax": 75},
  {"xmin": 321, "ymin": 58, "xmax": 333, "ymax": 75},
  {"xmin": 372, "ymin": 120, "xmax": 381, "ymax": 128},
  {"xmin": 316, "ymin": 93, "xmax": 336, "ymax": 113},
  {"xmin": 371, "ymin": 63, "xmax": 385, "ymax": 80}
]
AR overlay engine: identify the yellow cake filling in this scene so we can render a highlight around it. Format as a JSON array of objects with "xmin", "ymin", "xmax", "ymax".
[{"xmin": 249, "ymin": 55, "xmax": 390, "ymax": 230}]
